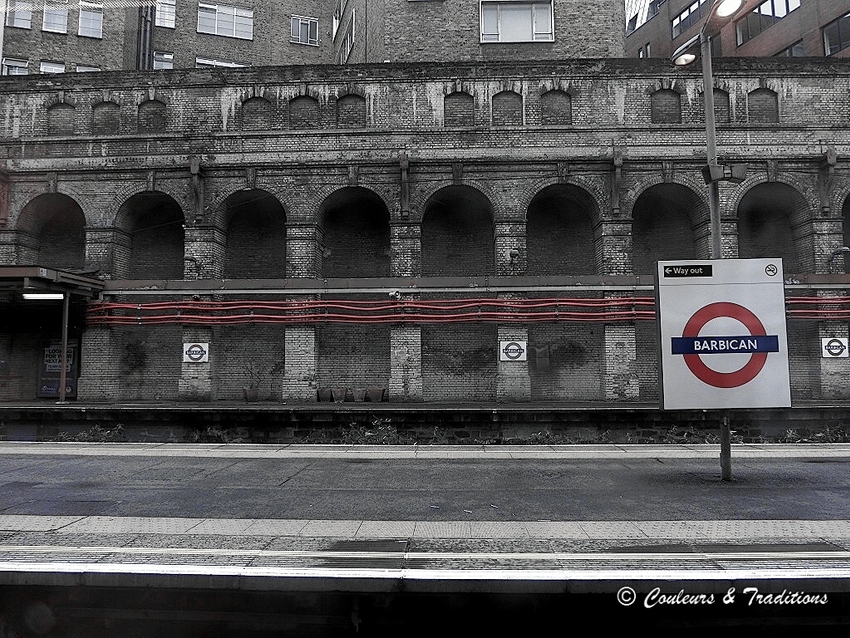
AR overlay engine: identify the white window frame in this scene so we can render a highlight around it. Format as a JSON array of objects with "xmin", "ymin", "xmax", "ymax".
[
  {"xmin": 6, "ymin": 0, "xmax": 33, "ymax": 29},
  {"xmin": 155, "ymin": 0, "xmax": 176, "ymax": 28},
  {"xmin": 40, "ymin": 60, "xmax": 65, "ymax": 73},
  {"xmin": 336, "ymin": 9, "xmax": 354, "ymax": 62},
  {"xmin": 42, "ymin": 0, "xmax": 69, "ymax": 33},
  {"xmin": 2, "ymin": 57, "xmax": 28, "ymax": 75},
  {"xmin": 291, "ymin": 15, "xmax": 319, "ymax": 46},
  {"xmin": 480, "ymin": 0, "xmax": 553, "ymax": 43},
  {"xmin": 76, "ymin": 64, "xmax": 101, "ymax": 72},
  {"xmin": 78, "ymin": 1, "xmax": 103, "ymax": 38},
  {"xmin": 153, "ymin": 50, "xmax": 174, "ymax": 69},
  {"xmin": 195, "ymin": 56, "xmax": 247, "ymax": 68},
  {"xmin": 197, "ymin": 3, "xmax": 253, "ymax": 40}
]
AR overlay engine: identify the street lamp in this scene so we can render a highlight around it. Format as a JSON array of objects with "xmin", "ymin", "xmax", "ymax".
[
  {"xmin": 671, "ymin": 0, "xmax": 748, "ymax": 260},
  {"xmin": 671, "ymin": 0, "xmax": 748, "ymax": 481}
]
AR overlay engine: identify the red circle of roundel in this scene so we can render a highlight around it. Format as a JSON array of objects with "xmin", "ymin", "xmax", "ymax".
[{"xmin": 681, "ymin": 302, "xmax": 768, "ymax": 389}]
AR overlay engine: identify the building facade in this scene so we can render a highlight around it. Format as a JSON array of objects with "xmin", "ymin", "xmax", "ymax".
[
  {"xmin": 626, "ymin": 0, "xmax": 850, "ymax": 59},
  {"xmin": 0, "ymin": 58, "xmax": 848, "ymax": 404},
  {"xmin": 1, "ymin": 0, "xmax": 625, "ymax": 74}
]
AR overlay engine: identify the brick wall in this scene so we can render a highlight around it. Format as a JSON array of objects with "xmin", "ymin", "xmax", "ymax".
[
  {"xmin": 422, "ymin": 324, "xmax": 497, "ymax": 402},
  {"xmin": 316, "ymin": 323, "xmax": 390, "ymax": 390}
]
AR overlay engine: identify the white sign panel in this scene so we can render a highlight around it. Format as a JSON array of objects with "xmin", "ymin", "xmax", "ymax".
[
  {"xmin": 499, "ymin": 340, "xmax": 527, "ymax": 361},
  {"xmin": 822, "ymin": 337, "xmax": 849, "ymax": 358},
  {"xmin": 656, "ymin": 258, "xmax": 790, "ymax": 410},
  {"xmin": 182, "ymin": 342, "xmax": 209, "ymax": 363}
]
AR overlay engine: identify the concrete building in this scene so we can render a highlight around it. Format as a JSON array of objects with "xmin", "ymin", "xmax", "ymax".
[
  {"xmin": 0, "ymin": 58, "xmax": 848, "ymax": 405},
  {"xmin": 1, "ymin": 0, "xmax": 624, "ymax": 74},
  {"xmin": 626, "ymin": 0, "xmax": 850, "ymax": 59}
]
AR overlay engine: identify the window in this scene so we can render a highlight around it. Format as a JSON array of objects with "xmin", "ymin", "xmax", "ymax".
[
  {"xmin": 1, "ymin": 58, "xmax": 28, "ymax": 75},
  {"xmin": 775, "ymin": 39, "xmax": 805, "ymax": 56},
  {"xmin": 332, "ymin": 0, "xmax": 342, "ymax": 38},
  {"xmin": 6, "ymin": 0, "xmax": 32, "ymax": 28},
  {"xmin": 156, "ymin": 0, "xmax": 176, "ymax": 28},
  {"xmin": 672, "ymin": 0, "xmax": 706, "ymax": 39},
  {"xmin": 736, "ymin": 0, "xmax": 801, "ymax": 46},
  {"xmin": 78, "ymin": 2, "xmax": 103, "ymax": 38},
  {"xmin": 195, "ymin": 56, "xmax": 247, "ymax": 67},
  {"xmin": 153, "ymin": 51, "xmax": 173, "ymax": 69},
  {"xmin": 40, "ymin": 60, "xmax": 65, "ymax": 73},
  {"xmin": 336, "ymin": 10, "xmax": 354, "ymax": 62},
  {"xmin": 76, "ymin": 64, "xmax": 101, "ymax": 71},
  {"xmin": 291, "ymin": 16, "xmax": 318, "ymax": 45},
  {"xmin": 197, "ymin": 3, "xmax": 253, "ymax": 39},
  {"xmin": 42, "ymin": 0, "xmax": 68, "ymax": 33},
  {"xmin": 823, "ymin": 12, "xmax": 850, "ymax": 56},
  {"xmin": 481, "ymin": 1, "xmax": 553, "ymax": 42}
]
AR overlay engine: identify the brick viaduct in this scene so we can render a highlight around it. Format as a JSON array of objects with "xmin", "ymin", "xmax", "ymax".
[{"xmin": 0, "ymin": 58, "xmax": 848, "ymax": 405}]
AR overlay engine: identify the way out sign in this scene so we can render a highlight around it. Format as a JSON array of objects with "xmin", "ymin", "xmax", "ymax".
[{"xmin": 656, "ymin": 259, "xmax": 790, "ymax": 410}]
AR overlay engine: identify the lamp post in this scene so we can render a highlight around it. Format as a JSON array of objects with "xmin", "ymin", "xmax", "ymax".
[{"xmin": 672, "ymin": 0, "xmax": 747, "ymax": 481}]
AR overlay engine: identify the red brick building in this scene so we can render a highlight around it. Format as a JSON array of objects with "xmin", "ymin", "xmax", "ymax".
[{"xmin": 626, "ymin": 0, "xmax": 850, "ymax": 59}]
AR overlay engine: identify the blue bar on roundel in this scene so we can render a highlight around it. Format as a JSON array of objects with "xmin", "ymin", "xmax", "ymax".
[{"xmin": 671, "ymin": 335, "xmax": 779, "ymax": 355}]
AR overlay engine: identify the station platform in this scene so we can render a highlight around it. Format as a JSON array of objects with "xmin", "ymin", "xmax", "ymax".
[{"xmin": 3, "ymin": 442, "xmax": 850, "ymax": 633}]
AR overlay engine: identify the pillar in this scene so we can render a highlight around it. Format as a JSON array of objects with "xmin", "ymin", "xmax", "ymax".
[
  {"xmin": 389, "ymin": 324, "xmax": 422, "ymax": 401},
  {"xmin": 496, "ymin": 325, "xmax": 531, "ymax": 402},
  {"xmin": 178, "ymin": 326, "xmax": 213, "ymax": 401},
  {"xmin": 183, "ymin": 225, "xmax": 225, "ymax": 280},
  {"xmin": 281, "ymin": 325, "xmax": 318, "ymax": 402},
  {"xmin": 76, "ymin": 326, "xmax": 120, "ymax": 402}
]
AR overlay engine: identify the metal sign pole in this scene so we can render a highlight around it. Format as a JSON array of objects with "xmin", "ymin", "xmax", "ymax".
[{"xmin": 58, "ymin": 292, "xmax": 69, "ymax": 404}]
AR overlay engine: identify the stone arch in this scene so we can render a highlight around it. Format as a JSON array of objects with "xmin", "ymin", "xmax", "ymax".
[
  {"xmin": 114, "ymin": 191, "xmax": 186, "ymax": 279},
  {"xmin": 747, "ymin": 88, "xmax": 779, "ymax": 124},
  {"xmin": 47, "ymin": 103, "xmax": 75, "ymax": 136},
  {"xmin": 221, "ymin": 189, "xmax": 287, "ymax": 278},
  {"xmin": 318, "ymin": 187, "xmax": 391, "ymax": 278},
  {"xmin": 289, "ymin": 95, "xmax": 319, "ymax": 129},
  {"xmin": 632, "ymin": 183, "xmax": 707, "ymax": 273},
  {"xmin": 651, "ymin": 89, "xmax": 682, "ymax": 124},
  {"xmin": 492, "ymin": 90, "xmax": 522, "ymax": 126},
  {"xmin": 138, "ymin": 100, "xmax": 167, "ymax": 133},
  {"xmin": 737, "ymin": 182, "xmax": 811, "ymax": 273},
  {"xmin": 15, "ymin": 193, "xmax": 86, "ymax": 269},
  {"xmin": 336, "ymin": 94, "xmax": 367, "ymax": 128},
  {"xmin": 444, "ymin": 92, "xmax": 474, "ymax": 127},
  {"xmin": 241, "ymin": 97, "xmax": 272, "ymax": 131},
  {"xmin": 526, "ymin": 183, "xmax": 600, "ymax": 276},
  {"xmin": 421, "ymin": 185, "xmax": 494, "ymax": 277},
  {"xmin": 92, "ymin": 101, "xmax": 120, "ymax": 135},
  {"xmin": 541, "ymin": 89, "xmax": 572, "ymax": 125}
]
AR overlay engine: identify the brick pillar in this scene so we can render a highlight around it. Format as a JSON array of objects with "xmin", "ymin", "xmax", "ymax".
[
  {"xmin": 15, "ymin": 229, "xmax": 38, "ymax": 265},
  {"xmin": 0, "ymin": 229, "xmax": 17, "ymax": 265},
  {"xmin": 812, "ymin": 218, "xmax": 845, "ymax": 274},
  {"xmin": 287, "ymin": 223, "xmax": 321, "ymax": 277},
  {"xmin": 598, "ymin": 220, "xmax": 639, "ymax": 400},
  {"xmin": 178, "ymin": 326, "xmax": 213, "ymax": 401},
  {"xmin": 389, "ymin": 324, "xmax": 422, "ymax": 401},
  {"xmin": 183, "ymin": 225, "xmax": 225, "ymax": 280},
  {"xmin": 85, "ymin": 228, "xmax": 119, "ymax": 279},
  {"xmin": 494, "ymin": 221, "xmax": 526, "ymax": 276},
  {"xmin": 390, "ymin": 222, "xmax": 421, "ymax": 277},
  {"xmin": 281, "ymin": 325, "xmax": 318, "ymax": 402},
  {"xmin": 77, "ymin": 326, "xmax": 120, "ymax": 402},
  {"xmin": 819, "ymin": 320, "xmax": 849, "ymax": 400},
  {"xmin": 604, "ymin": 321, "xmax": 639, "ymax": 401},
  {"xmin": 496, "ymin": 325, "xmax": 531, "ymax": 402}
]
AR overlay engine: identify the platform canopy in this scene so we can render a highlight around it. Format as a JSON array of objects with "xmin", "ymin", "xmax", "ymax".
[{"xmin": 0, "ymin": 266, "xmax": 104, "ymax": 298}]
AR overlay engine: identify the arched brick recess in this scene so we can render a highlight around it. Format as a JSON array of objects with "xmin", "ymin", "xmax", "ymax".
[
  {"xmin": 541, "ymin": 90, "xmax": 572, "ymax": 125},
  {"xmin": 47, "ymin": 103, "xmax": 75, "ymax": 136},
  {"xmin": 241, "ymin": 97, "xmax": 272, "ymax": 131},
  {"xmin": 651, "ymin": 89, "xmax": 681, "ymax": 124},
  {"xmin": 92, "ymin": 101, "xmax": 120, "ymax": 135},
  {"xmin": 632, "ymin": 183, "xmax": 704, "ymax": 273},
  {"xmin": 747, "ymin": 88, "xmax": 779, "ymax": 124},
  {"xmin": 318, "ymin": 187, "xmax": 391, "ymax": 278},
  {"xmin": 16, "ymin": 193, "xmax": 86, "ymax": 269},
  {"xmin": 444, "ymin": 92, "xmax": 474, "ymax": 127},
  {"xmin": 114, "ymin": 191, "xmax": 185, "ymax": 279},
  {"xmin": 222, "ymin": 189, "xmax": 287, "ymax": 278},
  {"xmin": 492, "ymin": 91, "xmax": 522, "ymax": 126},
  {"xmin": 138, "ymin": 100, "xmax": 167, "ymax": 133},
  {"xmin": 289, "ymin": 96, "xmax": 319, "ymax": 129},
  {"xmin": 527, "ymin": 184, "xmax": 599, "ymax": 275},
  {"xmin": 337, "ymin": 94, "xmax": 367, "ymax": 128}
]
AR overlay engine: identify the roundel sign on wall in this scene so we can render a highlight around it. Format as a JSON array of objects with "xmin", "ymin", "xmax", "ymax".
[{"xmin": 656, "ymin": 259, "xmax": 790, "ymax": 410}]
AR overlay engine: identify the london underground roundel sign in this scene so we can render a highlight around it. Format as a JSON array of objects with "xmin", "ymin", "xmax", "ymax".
[{"xmin": 657, "ymin": 259, "xmax": 790, "ymax": 410}]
